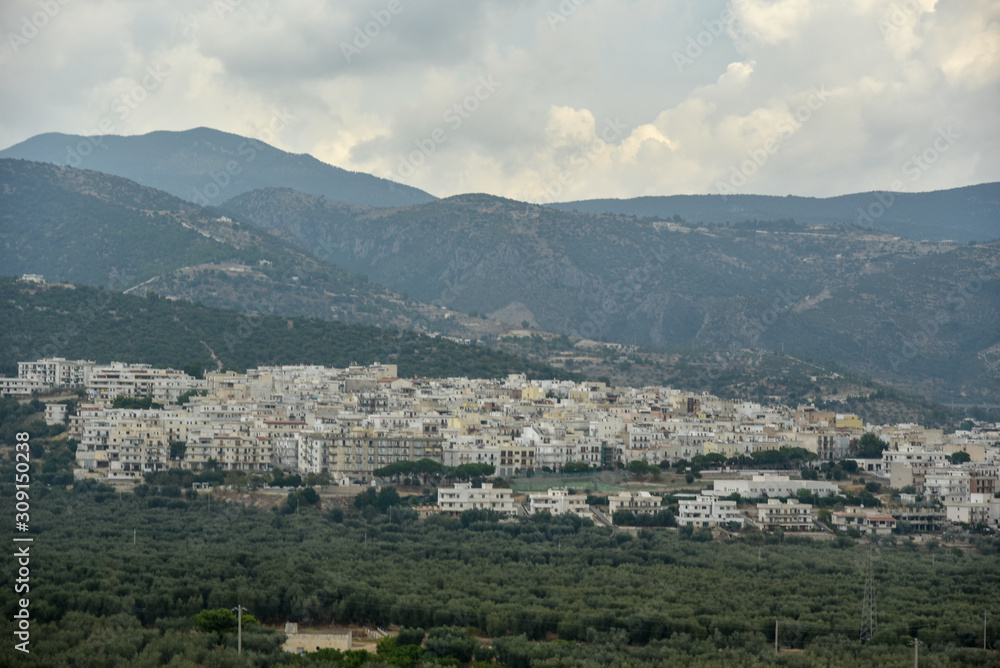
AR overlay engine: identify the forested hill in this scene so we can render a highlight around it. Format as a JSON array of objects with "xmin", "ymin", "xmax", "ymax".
[
  {"xmin": 0, "ymin": 127, "xmax": 436, "ymax": 208},
  {"xmin": 0, "ymin": 158, "xmax": 443, "ymax": 332},
  {"xmin": 549, "ymin": 182, "xmax": 1000, "ymax": 244},
  {"xmin": 222, "ymin": 188, "xmax": 1000, "ymax": 404},
  {"xmin": 0, "ymin": 278, "xmax": 580, "ymax": 380}
]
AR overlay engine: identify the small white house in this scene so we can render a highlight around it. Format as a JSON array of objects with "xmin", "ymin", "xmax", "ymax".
[{"xmin": 45, "ymin": 402, "xmax": 67, "ymax": 426}]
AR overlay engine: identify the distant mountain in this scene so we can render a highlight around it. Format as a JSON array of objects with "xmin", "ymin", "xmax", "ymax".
[
  {"xmin": 0, "ymin": 127, "xmax": 436, "ymax": 208},
  {"xmin": 223, "ymin": 187, "xmax": 1000, "ymax": 404},
  {"xmin": 549, "ymin": 183, "xmax": 1000, "ymax": 244},
  {"xmin": 0, "ymin": 158, "xmax": 439, "ymax": 330}
]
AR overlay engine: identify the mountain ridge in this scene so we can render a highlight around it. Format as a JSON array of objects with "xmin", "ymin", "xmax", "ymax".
[
  {"xmin": 0, "ymin": 127, "xmax": 437, "ymax": 208},
  {"xmin": 221, "ymin": 186, "xmax": 1000, "ymax": 404},
  {"xmin": 548, "ymin": 183, "xmax": 1000, "ymax": 244}
]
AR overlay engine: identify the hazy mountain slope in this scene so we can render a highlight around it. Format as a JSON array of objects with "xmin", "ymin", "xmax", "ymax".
[
  {"xmin": 549, "ymin": 183, "xmax": 1000, "ymax": 244},
  {"xmin": 0, "ymin": 127, "xmax": 436, "ymax": 208},
  {"xmin": 222, "ymin": 188, "xmax": 1000, "ymax": 403},
  {"xmin": 0, "ymin": 159, "xmax": 431, "ymax": 330},
  {"xmin": 754, "ymin": 244, "xmax": 1000, "ymax": 402}
]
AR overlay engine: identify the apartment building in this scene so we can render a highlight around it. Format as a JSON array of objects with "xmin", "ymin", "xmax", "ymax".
[
  {"xmin": 677, "ymin": 494, "xmax": 744, "ymax": 528},
  {"xmin": 608, "ymin": 491, "xmax": 662, "ymax": 515},
  {"xmin": 831, "ymin": 508, "xmax": 897, "ymax": 535},
  {"xmin": 710, "ymin": 474, "xmax": 838, "ymax": 498},
  {"xmin": 88, "ymin": 363, "xmax": 207, "ymax": 403},
  {"xmin": 18, "ymin": 357, "xmax": 93, "ymax": 388},
  {"xmin": 528, "ymin": 488, "xmax": 592, "ymax": 519},
  {"xmin": 757, "ymin": 498, "xmax": 814, "ymax": 531},
  {"xmin": 438, "ymin": 482, "xmax": 517, "ymax": 516}
]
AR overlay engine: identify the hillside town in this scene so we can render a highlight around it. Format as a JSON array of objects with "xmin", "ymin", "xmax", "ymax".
[{"xmin": 5, "ymin": 357, "xmax": 999, "ymax": 534}]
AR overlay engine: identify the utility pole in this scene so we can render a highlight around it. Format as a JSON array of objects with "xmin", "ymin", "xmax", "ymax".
[
  {"xmin": 860, "ymin": 540, "xmax": 877, "ymax": 644},
  {"xmin": 232, "ymin": 605, "xmax": 247, "ymax": 655},
  {"xmin": 774, "ymin": 620, "xmax": 779, "ymax": 654},
  {"xmin": 910, "ymin": 638, "xmax": 919, "ymax": 667},
  {"xmin": 985, "ymin": 610, "xmax": 989, "ymax": 651}
]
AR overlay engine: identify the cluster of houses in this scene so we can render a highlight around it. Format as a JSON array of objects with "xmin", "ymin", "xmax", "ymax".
[{"xmin": 5, "ymin": 357, "xmax": 999, "ymax": 532}]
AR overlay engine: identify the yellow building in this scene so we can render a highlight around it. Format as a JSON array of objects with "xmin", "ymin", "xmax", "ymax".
[
  {"xmin": 835, "ymin": 414, "xmax": 863, "ymax": 429},
  {"xmin": 522, "ymin": 386, "xmax": 545, "ymax": 401},
  {"xmin": 703, "ymin": 441, "xmax": 740, "ymax": 458}
]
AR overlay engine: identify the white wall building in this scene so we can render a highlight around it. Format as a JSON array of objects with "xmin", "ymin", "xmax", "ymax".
[
  {"xmin": 528, "ymin": 488, "xmax": 592, "ymax": 519},
  {"xmin": 88, "ymin": 363, "xmax": 207, "ymax": 403},
  {"xmin": 44, "ymin": 402, "xmax": 67, "ymax": 425},
  {"xmin": 757, "ymin": 498, "xmax": 815, "ymax": 531},
  {"xmin": 19, "ymin": 358, "xmax": 93, "ymax": 388},
  {"xmin": 438, "ymin": 482, "xmax": 517, "ymax": 516},
  {"xmin": 608, "ymin": 491, "xmax": 662, "ymax": 516},
  {"xmin": 677, "ymin": 494, "xmax": 744, "ymax": 528},
  {"xmin": 710, "ymin": 474, "xmax": 838, "ymax": 498}
]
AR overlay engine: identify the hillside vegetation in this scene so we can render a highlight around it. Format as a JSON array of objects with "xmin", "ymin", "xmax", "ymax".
[
  {"xmin": 0, "ymin": 476, "xmax": 996, "ymax": 667},
  {"xmin": 550, "ymin": 182, "xmax": 1000, "ymax": 244},
  {"xmin": 0, "ymin": 159, "xmax": 435, "ymax": 331},
  {"xmin": 223, "ymin": 189, "xmax": 1000, "ymax": 404},
  {"xmin": 0, "ymin": 278, "xmax": 580, "ymax": 381}
]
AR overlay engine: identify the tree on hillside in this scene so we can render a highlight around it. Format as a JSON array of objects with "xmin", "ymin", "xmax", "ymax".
[
  {"xmin": 852, "ymin": 433, "xmax": 889, "ymax": 458},
  {"xmin": 191, "ymin": 608, "xmax": 258, "ymax": 634}
]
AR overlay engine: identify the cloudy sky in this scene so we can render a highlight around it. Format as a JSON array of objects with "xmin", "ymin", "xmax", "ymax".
[{"xmin": 1, "ymin": 0, "xmax": 998, "ymax": 201}]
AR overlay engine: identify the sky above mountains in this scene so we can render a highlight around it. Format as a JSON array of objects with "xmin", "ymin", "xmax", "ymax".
[{"xmin": 2, "ymin": 0, "xmax": 998, "ymax": 201}]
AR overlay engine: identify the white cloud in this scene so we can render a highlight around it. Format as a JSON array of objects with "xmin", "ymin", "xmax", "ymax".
[{"xmin": 0, "ymin": 0, "xmax": 997, "ymax": 200}]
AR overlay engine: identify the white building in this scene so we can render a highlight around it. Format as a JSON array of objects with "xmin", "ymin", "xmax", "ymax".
[
  {"xmin": 442, "ymin": 438, "xmax": 500, "ymax": 469},
  {"xmin": 528, "ymin": 488, "xmax": 592, "ymax": 519},
  {"xmin": 944, "ymin": 491, "xmax": 1000, "ymax": 528},
  {"xmin": 831, "ymin": 508, "xmax": 896, "ymax": 535},
  {"xmin": 438, "ymin": 482, "xmax": 517, "ymax": 516},
  {"xmin": 0, "ymin": 377, "xmax": 45, "ymax": 396},
  {"xmin": 922, "ymin": 467, "xmax": 971, "ymax": 503},
  {"xmin": 19, "ymin": 358, "xmax": 93, "ymax": 388},
  {"xmin": 677, "ymin": 494, "xmax": 744, "ymax": 528},
  {"xmin": 88, "ymin": 363, "xmax": 207, "ymax": 403},
  {"xmin": 608, "ymin": 491, "xmax": 662, "ymax": 515},
  {"xmin": 44, "ymin": 402, "xmax": 67, "ymax": 426},
  {"xmin": 757, "ymin": 498, "xmax": 815, "ymax": 531},
  {"xmin": 709, "ymin": 474, "xmax": 838, "ymax": 499}
]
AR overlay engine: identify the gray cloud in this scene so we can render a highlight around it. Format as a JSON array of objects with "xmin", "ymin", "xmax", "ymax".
[{"xmin": 1, "ymin": 0, "xmax": 997, "ymax": 200}]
